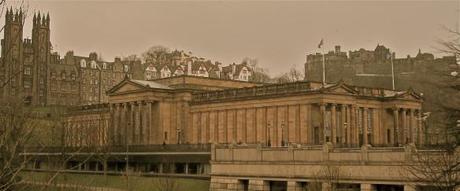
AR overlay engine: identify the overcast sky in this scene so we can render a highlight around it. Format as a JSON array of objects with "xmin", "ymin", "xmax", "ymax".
[{"xmin": 3, "ymin": 0, "xmax": 458, "ymax": 76}]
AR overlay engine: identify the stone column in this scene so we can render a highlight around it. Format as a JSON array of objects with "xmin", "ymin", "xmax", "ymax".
[
  {"xmin": 322, "ymin": 182, "xmax": 332, "ymax": 191},
  {"xmin": 331, "ymin": 104, "xmax": 337, "ymax": 144},
  {"xmin": 249, "ymin": 180, "xmax": 269, "ymax": 191},
  {"xmin": 346, "ymin": 105, "xmax": 351, "ymax": 146},
  {"xmin": 340, "ymin": 104, "xmax": 346, "ymax": 144},
  {"xmin": 361, "ymin": 183, "xmax": 375, "ymax": 191},
  {"xmin": 148, "ymin": 101, "xmax": 153, "ymax": 144},
  {"xmin": 417, "ymin": 110, "xmax": 423, "ymax": 145},
  {"xmin": 138, "ymin": 101, "xmax": 143, "ymax": 144},
  {"xmin": 123, "ymin": 102, "xmax": 129, "ymax": 145},
  {"xmin": 350, "ymin": 105, "xmax": 356, "ymax": 146},
  {"xmin": 393, "ymin": 107, "xmax": 399, "ymax": 146},
  {"xmin": 363, "ymin": 107, "xmax": 368, "ymax": 145},
  {"xmin": 319, "ymin": 103, "xmax": 327, "ymax": 143},
  {"xmin": 130, "ymin": 102, "xmax": 135, "ymax": 144},
  {"xmin": 409, "ymin": 109, "xmax": 415, "ymax": 144},
  {"xmin": 401, "ymin": 108, "xmax": 407, "ymax": 144},
  {"xmin": 287, "ymin": 181, "xmax": 299, "ymax": 191},
  {"xmin": 109, "ymin": 104, "xmax": 114, "ymax": 145},
  {"xmin": 404, "ymin": 185, "xmax": 416, "ymax": 191}
]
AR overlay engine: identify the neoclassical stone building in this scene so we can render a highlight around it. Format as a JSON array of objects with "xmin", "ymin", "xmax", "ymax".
[
  {"xmin": 64, "ymin": 76, "xmax": 424, "ymax": 148},
  {"xmin": 52, "ymin": 76, "xmax": 445, "ymax": 191}
]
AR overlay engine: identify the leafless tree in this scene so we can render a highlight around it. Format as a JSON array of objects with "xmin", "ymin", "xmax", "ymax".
[
  {"xmin": 153, "ymin": 176, "xmax": 178, "ymax": 191},
  {"xmin": 403, "ymin": 146, "xmax": 460, "ymax": 191},
  {"xmin": 243, "ymin": 57, "xmax": 271, "ymax": 83},
  {"xmin": 307, "ymin": 163, "xmax": 343, "ymax": 191},
  {"xmin": 276, "ymin": 66, "xmax": 304, "ymax": 83},
  {"xmin": 122, "ymin": 54, "xmax": 142, "ymax": 62},
  {"xmin": 0, "ymin": 95, "xmax": 38, "ymax": 191},
  {"xmin": 142, "ymin": 45, "xmax": 171, "ymax": 63}
]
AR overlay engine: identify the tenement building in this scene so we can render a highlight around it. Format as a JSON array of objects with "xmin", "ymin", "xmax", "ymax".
[
  {"xmin": 0, "ymin": 9, "xmax": 254, "ymax": 106},
  {"xmin": 143, "ymin": 50, "xmax": 253, "ymax": 82},
  {"xmin": 42, "ymin": 75, "xmax": 441, "ymax": 191}
]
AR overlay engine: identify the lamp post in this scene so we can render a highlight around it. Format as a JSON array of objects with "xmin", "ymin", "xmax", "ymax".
[
  {"xmin": 343, "ymin": 122, "xmax": 348, "ymax": 146},
  {"xmin": 177, "ymin": 128, "xmax": 182, "ymax": 144},
  {"xmin": 95, "ymin": 64, "xmax": 102, "ymax": 103}
]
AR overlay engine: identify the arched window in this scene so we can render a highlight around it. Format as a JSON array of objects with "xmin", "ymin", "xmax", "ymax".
[
  {"xmin": 80, "ymin": 59, "xmax": 86, "ymax": 68},
  {"xmin": 91, "ymin": 61, "xmax": 97, "ymax": 69}
]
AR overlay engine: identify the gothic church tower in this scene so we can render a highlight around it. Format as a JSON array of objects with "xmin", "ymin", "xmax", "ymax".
[
  {"xmin": 1, "ymin": 8, "xmax": 24, "ymax": 98},
  {"xmin": 31, "ymin": 12, "xmax": 51, "ymax": 105}
]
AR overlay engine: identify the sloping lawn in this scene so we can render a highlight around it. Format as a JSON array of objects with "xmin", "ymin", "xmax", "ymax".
[{"xmin": 21, "ymin": 171, "xmax": 209, "ymax": 191}]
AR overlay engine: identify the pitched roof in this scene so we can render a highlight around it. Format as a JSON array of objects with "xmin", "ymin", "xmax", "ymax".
[{"xmin": 131, "ymin": 79, "xmax": 172, "ymax": 90}]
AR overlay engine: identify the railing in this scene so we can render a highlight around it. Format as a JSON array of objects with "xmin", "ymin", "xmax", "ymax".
[
  {"xmin": 191, "ymin": 81, "xmax": 315, "ymax": 104},
  {"xmin": 191, "ymin": 81, "xmax": 395, "ymax": 104},
  {"xmin": 23, "ymin": 144, "xmax": 212, "ymax": 154}
]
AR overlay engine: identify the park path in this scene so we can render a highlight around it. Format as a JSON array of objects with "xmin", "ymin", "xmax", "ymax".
[{"xmin": 24, "ymin": 181, "xmax": 126, "ymax": 191}]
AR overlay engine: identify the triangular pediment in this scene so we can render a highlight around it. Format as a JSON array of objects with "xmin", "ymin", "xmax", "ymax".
[
  {"xmin": 323, "ymin": 81, "xmax": 359, "ymax": 95},
  {"xmin": 108, "ymin": 79, "xmax": 148, "ymax": 95},
  {"xmin": 116, "ymin": 83, "xmax": 145, "ymax": 93},
  {"xmin": 398, "ymin": 91, "xmax": 422, "ymax": 100}
]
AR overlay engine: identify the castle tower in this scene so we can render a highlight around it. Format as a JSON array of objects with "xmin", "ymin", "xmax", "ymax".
[
  {"xmin": 31, "ymin": 12, "xmax": 51, "ymax": 105},
  {"xmin": 1, "ymin": 8, "xmax": 24, "ymax": 98}
]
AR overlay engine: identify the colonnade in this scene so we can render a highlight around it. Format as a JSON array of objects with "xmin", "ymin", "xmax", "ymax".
[
  {"xmin": 191, "ymin": 101, "xmax": 424, "ymax": 147},
  {"xmin": 109, "ymin": 101, "xmax": 154, "ymax": 145},
  {"xmin": 64, "ymin": 115, "xmax": 109, "ymax": 147}
]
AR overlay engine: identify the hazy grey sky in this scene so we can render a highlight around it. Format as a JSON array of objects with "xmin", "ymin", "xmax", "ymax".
[{"xmin": 6, "ymin": 0, "xmax": 459, "ymax": 75}]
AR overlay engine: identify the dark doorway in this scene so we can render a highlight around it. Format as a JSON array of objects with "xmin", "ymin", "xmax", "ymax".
[
  {"xmin": 374, "ymin": 184, "xmax": 404, "ymax": 191},
  {"xmin": 269, "ymin": 181, "xmax": 287, "ymax": 191},
  {"xmin": 238, "ymin": 179, "xmax": 249, "ymax": 191}
]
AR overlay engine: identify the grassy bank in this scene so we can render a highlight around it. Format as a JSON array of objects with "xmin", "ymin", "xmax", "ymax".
[{"xmin": 21, "ymin": 171, "xmax": 210, "ymax": 191}]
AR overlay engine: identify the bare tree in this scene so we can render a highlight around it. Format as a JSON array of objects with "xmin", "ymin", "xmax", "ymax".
[
  {"xmin": 122, "ymin": 54, "xmax": 142, "ymax": 62},
  {"xmin": 0, "ymin": 96, "xmax": 38, "ymax": 191},
  {"xmin": 142, "ymin": 45, "xmax": 171, "ymax": 63},
  {"xmin": 153, "ymin": 176, "xmax": 178, "ymax": 191},
  {"xmin": 403, "ymin": 146, "xmax": 460, "ymax": 191},
  {"xmin": 307, "ymin": 163, "xmax": 343, "ymax": 191},
  {"xmin": 276, "ymin": 66, "xmax": 304, "ymax": 83},
  {"xmin": 243, "ymin": 57, "xmax": 271, "ymax": 83}
]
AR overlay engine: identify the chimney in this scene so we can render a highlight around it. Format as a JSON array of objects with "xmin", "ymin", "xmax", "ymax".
[
  {"xmin": 216, "ymin": 62, "xmax": 222, "ymax": 78},
  {"xmin": 335, "ymin": 45, "xmax": 341, "ymax": 54},
  {"xmin": 187, "ymin": 60, "xmax": 192, "ymax": 75}
]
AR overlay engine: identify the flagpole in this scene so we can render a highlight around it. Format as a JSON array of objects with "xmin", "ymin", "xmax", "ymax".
[
  {"xmin": 322, "ymin": 50, "xmax": 326, "ymax": 87},
  {"xmin": 390, "ymin": 52, "xmax": 395, "ymax": 90}
]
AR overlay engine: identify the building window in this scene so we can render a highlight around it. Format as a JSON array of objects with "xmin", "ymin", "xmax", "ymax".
[
  {"xmin": 80, "ymin": 59, "xmax": 86, "ymax": 68},
  {"xmin": 102, "ymin": 63, "xmax": 107, "ymax": 69},
  {"xmin": 61, "ymin": 72, "xmax": 66, "ymax": 80},
  {"xmin": 124, "ymin": 65, "xmax": 129, "ymax": 72},
  {"xmin": 91, "ymin": 61, "xmax": 97, "ymax": 69},
  {"xmin": 23, "ymin": 80, "xmax": 31, "ymax": 88},
  {"xmin": 24, "ymin": 67, "xmax": 31, "ymax": 75},
  {"xmin": 71, "ymin": 73, "xmax": 76, "ymax": 80},
  {"xmin": 39, "ymin": 78, "xmax": 44, "ymax": 85}
]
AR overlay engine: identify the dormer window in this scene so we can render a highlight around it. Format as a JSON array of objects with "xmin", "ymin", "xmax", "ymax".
[
  {"xmin": 80, "ymin": 59, "xmax": 86, "ymax": 68},
  {"xmin": 91, "ymin": 61, "xmax": 97, "ymax": 69}
]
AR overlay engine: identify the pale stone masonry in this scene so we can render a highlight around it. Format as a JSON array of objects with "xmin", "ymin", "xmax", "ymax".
[
  {"xmin": 58, "ymin": 76, "xmax": 440, "ymax": 191},
  {"xmin": 64, "ymin": 76, "xmax": 424, "ymax": 149}
]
